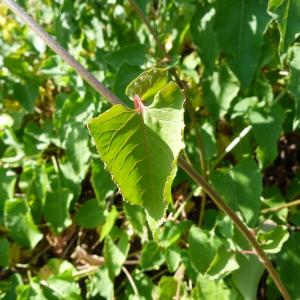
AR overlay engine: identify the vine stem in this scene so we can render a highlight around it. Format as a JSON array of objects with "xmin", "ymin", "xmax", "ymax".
[
  {"xmin": 1, "ymin": 0, "xmax": 122, "ymax": 106},
  {"xmin": 127, "ymin": 0, "xmax": 165, "ymax": 55},
  {"xmin": 2, "ymin": 1, "xmax": 291, "ymax": 299},
  {"xmin": 262, "ymin": 198, "xmax": 300, "ymax": 214},
  {"xmin": 177, "ymin": 156, "xmax": 291, "ymax": 300}
]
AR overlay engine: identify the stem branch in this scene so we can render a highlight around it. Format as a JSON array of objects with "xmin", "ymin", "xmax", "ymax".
[{"xmin": 262, "ymin": 199, "xmax": 300, "ymax": 214}]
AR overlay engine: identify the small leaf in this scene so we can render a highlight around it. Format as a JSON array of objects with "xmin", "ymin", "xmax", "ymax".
[
  {"xmin": 13, "ymin": 79, "xmax": 39, "ymax": 112},
  {"xmin": 86, "ymin": 266, "xmax": 114, "ymax": 300},
  {"xmin": 165, "ymin": 245, "xmax": 182, "ymax": 273},
  {"xmin": 123, "ymin": 202, "xmax": 146, "ymax": 237},
  {"xmin": 42, "ymin": 273, "xmax": 81, "ymax": 300},
  {"xmin": 214, "ymin": 0, "xmax": 271, "ymax": 86},
  {"xmin": 75, "ymin": 199, "xmax": 105, "ymax": 229},
  {"xmin": 203, "ymin": 63, "xmax": 239, "ymax": 121},
  {"xmin": 210, "ymin": 159, "xmax": 262, "ymax": 226},
  {"xmin": 192, "ymin": 274, "xmax": 237, "ymax": 300},
  {"xmin": 105, "ymin": 43, "xmax": 147, "ymax": 69},
  {"xmin": 249, "ymin": 104, "xmax": 284, "ymax": 167},
  {"xmin": 104, "ymin": 233, "xmax": 130, "ymax": 278},
  {"xmin": 158, "ymin": 276, "xmax": 178, "ymax": 300},
  {"xmin": 257, "ymin": 225, "xmax": 289, "ymax": 254},
  {"xmin": 4, "ymin": 198, "xmax": 42, "ymax": 249},
  {"xmin": 268, "ymin": 0, "xmax": 300, "ymax": 52},
  {"xmin": 141, "ymin": 241, "xmax": 165, "ymax": 271},
  {"xmin": 44, "ymin": 188, "xmax": 73, "ymax": 234},
  {"xmin": 113, "ymin": 63, "xmax": 142, "ymax": 107},
  {"xmin": 65, "ymin": 122, "xmax": 90, "ymax": 182},
  {"xmin": 16, "ymin": 278, "xmax": 46, "ymax": 300},
  {"xmin": 100, "ymin": 205, "xmax": 119, "ymax": 241},
  {"xmin": 89, "ymin": 80, "xmax": 185, "ymax": 221},
  {"xmin": 188, "ymin": 226, "xmax": 221, "ymax": 273},
  {"xmin": 125, "ymin": 68, "xmax": 168, "ymax": 102},
  {"xmin": 232, "ymin": 255, "xmax": 264, "ymax": 300},
  {"xmin": 206, "ymin": 245, "xmax": 239, "ymax": 279},
  {"xmin": 190, "ymin": 4, "xmax": 219, "ymax": 72},
  {"xmin": 91, "ymin": 158, "xmax": 115, "ymax": 203}
]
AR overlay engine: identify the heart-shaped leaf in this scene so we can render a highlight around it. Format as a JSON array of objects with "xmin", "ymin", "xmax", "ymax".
[{"xmin": 88, "ymin": 80, "xmax": 184, "ymax": 221}]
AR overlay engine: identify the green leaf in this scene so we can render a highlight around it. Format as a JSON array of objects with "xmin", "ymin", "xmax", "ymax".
[
  {"xmin": 88, "ymin": 80, "xmax": 185, "ymax": 221},
  {"xmin": 1, "ymin": 274, "xmax": 23, "ymax": 299},
  {"xmin": 210, "ymin": 159, "xmax": 262, "ymax": 226},
  {"xmin": 125, "ymin": 68, "xmax": 168, "ymax": 103},
  {"xmin": 17, "ymin": 279, "xmax": 46, "ymax": 300},
  {"xmin": 123, "ymin": 202, "xmax": 146, "ymax": 237},
  {"xmin": 91, "ymin": 158, "xmax": 115, "ymax": 203},
  {"xmin": 159, "ymin": 221, "xmax": 192, "ymax": 248},
  {"xmin": 13, "ymin": 79, "xmax": 39, "ymax": 112},
  {"xmin": 268, "ymin": 0, "xmax": 300, "ymax": 52},
  {"xmin": 44, "ymin": 189, "xmax": 73, "ymax": 234},
  {"xmin": 4, "ymin": 198, "xmax": 42, "ymax": 249},
  {"xmin": 249, "ymin": 104, "xmax": 284, "ymax": 166},
  {"xmin": 86, "ymin": 266, "xmax": 114, "ymax": 300},
  {"xmin": 190, "ymin": 4, "xmax": 219, "ymax": 72},
  {"xmin": 257, "ymin": 225, "xmax": 289, "ymax": 253},
  {"xmin": 19, "ymin": 162, "xmax": 47, "ymax": 222},
  {"xmin": 203, "ymin": 63, "xmax": 239, "ymax": 121},
  {"xmin": 214, "ymin": 0, "xmax": 271, "ymax": 86},
  {"xmin": 232, "ymin": 255, "xmax": 264, "ymax": 300},
  {"xmin": 65, "ymin": 122, "xmax": 90, "ymax": 182},
  {"xmin": 75, "ymin": 199, "xmax": 105, "ymax": 229},
  {"xmin": 200, "ymin": 121, "xmax": 217, "ymax": 161},
  {"xmin": 141, "ymin": 241, "xmax": 165, "ymax": 271},
  {"xmin": 105, "ymin": 43, "xmax": 147, "ymax": 69},
  {"xmin": 104, "ymin": 233, "xmax": 130, "ymax": 278},
  {"xmin": 288, "ymin": 44, "xmax": 300, "ymax": 129},
  {"xmin": 192, "ymin": 274, "xmax": 237, "ymax": 300},
  {"xmin": 158, "ymin": 276, "xmax": 178, "ymax": 300},
  {"xmin": 0, "ymin": 237, "xmax": 10, "ymax": 268},
  {"xmin": 206, "ymin": 245, "xmax": 239, "ymax": 280},
  {"xmin": 188, "ymin": 226, "xmax": 221, "ymax": 273},
  {"xmin": 0, "ymin": 168, "xmax": 16, "ymax": 224},
  {"xmin": 42, "ymin": 273, "xmax": 81, "ymax": 300},
  {"xmin": 100, "ymin": 205, "xmax": 119, "ymax": 241},
  {"xmin": 165, "ymin": 245, "xmax": 182, "ymax": 273},
  {"xmin": 113, "ymin": 63, "xmax": 142, "ymax": 107}
]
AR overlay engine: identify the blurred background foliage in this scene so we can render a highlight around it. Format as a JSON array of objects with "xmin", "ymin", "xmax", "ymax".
[{"xmin": 0, "ymin": 0, "xmax": 300, "ymax": 299}]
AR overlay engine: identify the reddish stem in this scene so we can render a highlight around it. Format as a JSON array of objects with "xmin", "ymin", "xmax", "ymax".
[{"xmin": 133, "ymin": 95, "xmax": 145, "ymax": 114}]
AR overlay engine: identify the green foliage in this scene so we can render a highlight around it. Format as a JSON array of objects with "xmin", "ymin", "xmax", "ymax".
[{"xmin": 1, "ymin": 0, "xmax": 300, "ymax": 298}]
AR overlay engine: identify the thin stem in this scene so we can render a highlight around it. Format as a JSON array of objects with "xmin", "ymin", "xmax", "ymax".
[
  {"xmin": 171, "ymin": 70, "xmax": 207, "ymax": 177},
  {"xmin": 2, "ymin": 0, "xmax": 123, "ymax": 106},
  {"xmin": 122, "ymin": 266, "xmax": 139, "ymax": 296},
  {"xmin": 177, "ymin": 156, "xmax": 291, "ymax": 300},
  {"xmin": 127, "ymin": 0, "xmax": 165, "ymax": 55},
  {"xmin": 4, "ymin": 2, "xmax": 290, "ymax": 299},
  {"xmin": 262, "ymin": 199, "xmax": 300, "ymax": 214},
  {"xmin": 214, "ymin": 125, "xmax": 252, "ymax": 168}
]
